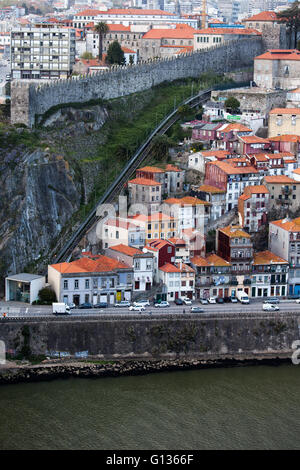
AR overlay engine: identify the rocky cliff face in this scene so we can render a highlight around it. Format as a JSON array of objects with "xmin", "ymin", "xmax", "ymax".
[{"xmin": 0, "ymin": 147, "xmax": 80, "ymax": 281}]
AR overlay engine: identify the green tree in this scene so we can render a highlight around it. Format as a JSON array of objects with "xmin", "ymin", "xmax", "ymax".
[
  {"xmin": 94, "ymin": 22, "xmax": 109, "ymax": 61},
  {"xmin": 225, "ymin": 97, "xmax": 240, "ymax": 113},
  {"xmin": 81, "ymin": 51, "xmax": 94, "ymax": 60},
  {"xmin": 106, "ymin": 40, "xmax": 125, "ymax": 65},
  {"xmin": 151, "ymin": 135, "xmax": 173, "ymax": 162},
  {"xmin": 277, "ymin": 1, "xmax": 300, "ymax": 49},
  {"xmin": 38, "ymin": 287, "xmax": 57, "ymax": 304}
]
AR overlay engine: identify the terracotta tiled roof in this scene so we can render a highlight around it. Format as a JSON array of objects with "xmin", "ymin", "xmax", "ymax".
[
  {"xmin": 195, "ymin": 28, "xmax": 261, "ymax": 35},
  {"xmin": 104, "ymin": 218, "xmax": 138, "ymax": 229},
  {"xmin": 271, "ymin": 217, "xmax": 300, "ymax": 232},
  {"xmin": 104, "ymin": 8, "xmax": 174, "ymax": 16},
  {"xmin": 191, "ymin": 256, "xmax": 211, "ymax": 267},
  {"xmin": 200, "ymin": 150, "xmax": 230, "ymax": 158},
  {"xmin": 221, "ymin": 123, "xmax": 252, "ymax": 133},
  {"xmin": 243, "ymin": 11, "xmax": 278, "ymax": 22},
  {"xmin": 239, "ymin": 135, "xmax": 269, "ymax": 144},
  {"xmin": 219, "ymin": 225, "xmax": 251, "ymax": 238},
  {"xmin": 122, "ymin": 47, "xmax": 136, "ymax": 54},
  {"xmin": 253, "ymin": 250, "xmax": 288, "ymax": 265},
  {"xmin": 164, "ymin": 164, "xmax": 181, "ymax": 172},
  {"xmin": 269, "ymin": 108, "xmax": 300, "ymax": 115},
  {"xmin": 164, "ymin": 196, "xmax": 211, "ymax": 206},
  {"xmin": 268, "ymin": 135, "xmax": 300, "ymax": 142},
  {"xmin": 128, "ymin": 177, "xmax": 162, "ymax": 186},
  {"xmin": 255, "ymin": 50, "xmax": 300, "ymax": 61},
  {"xmin": 109, "ymin": 244, "xmax": 143, "ymax": 256},
  {"xmin": 197, "ymin": 184, "xmax": 225, "ymax": 193},
  {"xmin": 145, "ymin": 239, "xmax": 173, "ymax": 251},
  {"xmin": 75, "ymin": 9, "xmax": 102, "ymax": 16},
  {"xmin": 138, "ymin": 166, "xmax": 164, "ymax": 173},
  {"xmin": 264, "ymin": 175, "xmax": 299, "ymax": 184},
  {"xmin": 167, "ymin": 237, "xmax": 186, "ymax": 245},
  {"xmin": 143, "ymin": 25, "xmax": 195, "ymax": 39},
  {"xmin": 206, "ymin": 254, "xmax": 231, "ymax": 266},
  {"xmin": 51, "ymin": 255, "xmax": 130, "ymax": 274},
  {"xmin": 244, "ymin": 184, "xmax": 269, "ymax": 194},
  {"xmin": 208, "ymin": 161, "xmax": 258, "ymax": 175},
  {"xmin": 160, "ymin": 262, "xmax": 195, "ymax": 273},
  {"xmin": 293, "ymin": 168, "xmax": 300, "ymax": 175},
  {"xmin": 239, "ymin": 194, "xmax": 250, "ymax": 201}
]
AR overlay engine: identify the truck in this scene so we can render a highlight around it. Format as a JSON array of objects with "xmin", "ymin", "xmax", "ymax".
[
  {"xmin": 236, "ymin": 290, "xmax": 250, "ymax": 304},
  {"xmin": 52, "ymin": 303, "xmax": 71, "ymax": 315}
]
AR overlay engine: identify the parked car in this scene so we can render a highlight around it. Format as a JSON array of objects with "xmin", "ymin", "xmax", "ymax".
[
  {"xmin": 223, "ymin": 297, "xmax": 231, "ymax": 303},
  {"xmin": 155, "ymin": 301, "xmax": 169, "ymax": 308},
  {"xmin": 295, "ymin": 298, "xmax": 300, "ymax": 303},
  {"xmin": 182, "ymin": 297, "xmax": 192, "ymax": 305},
  {"xmin": 216, "ymin": 297, "xmax": 224, "ymax": 304},
  {"xmin": 67, "ymin": 302, "xmax": 76, "ymax": 309},
  {"xmin": 263, "ymin": 303, "xmax": 279, "ymax": 311},
  {"xmin": 93, "ymin": 302, "xmax": 108, "ymax": 308},
  {"xmin": 174, "ymin": 298, "xmax": 184, "ymax": 305},
  {"xmin": 78, "ymin": 302, "xmax": 93, "ymax": 309},
  {"xmin": 208, "ymin": 297, "xmax": 216, "ymax": 304},
  {"xmin": 133, "ymin": 300, "xmax": 150, "ymax": 307},
  {"xmin": 129, "ymin": 305, "xmax": 145, "ymax": 312},
  {"xmin": 200, "ymin": 298, "xmax": 208, "ymax": 304},
  {"xmin": 231, "ymin": 297, "xmax": 238, "ymax": 303},
  {"xmin": 115, "ymin": 300, "xmax": 131, "ymax": 307},
  {"xmin": 191, "ymin": 306, "xmax": 204, "ymax": 313},
  {"xmin": 264, "ymin": 297, "xmax": 280, "ymax": 304}
]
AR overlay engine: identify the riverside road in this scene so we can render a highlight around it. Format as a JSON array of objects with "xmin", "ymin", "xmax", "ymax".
[{"xmin": 1, "ymin": 300, "xmax": 300, "ymax": 319}]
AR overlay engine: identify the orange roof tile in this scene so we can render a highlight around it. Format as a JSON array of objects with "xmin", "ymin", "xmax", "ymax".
[
  {"xmin": 128, "ymin": 177, "xmax": 162, "ymax": 186},
  {"xmin": 208, "ymin": 161, "xmax": 258, "ymax": 175},
  {"xmin": 293, "ymin": 168, "xmax": 300, "ymax": 175},
  {"xmin": 164, "ymin": 196, "xmax": 211, "ymax": 206},
  {"xmin": 253, "ymin": 250, "xmax": 288, "ymax": 265},
  {"xmin": 201, "ymin": 150, "xmax": 230, "ymax": 158},
  {"xmin": 75, "ymin": 9, "xmax": 102, "ymax": 16},
  {"xmin": 104, "ymin": 218, "xmax": 138, "ymax": 229},
  {"xmin": 268, "ymin": 134, "xmax": 300, "ymax": 142},
  {"xmin": 160, "ymin": 262, "xmax": 195, "ymax": 273},
  {"xmin": 271, "ymin": 217, "xmax": 300, "ymax": 232},
  {"xmin": 206, "ymin": 254, "xmax": 231, "ymax": 266},
  {"xmin": 243, "ymin": 11, "xmax": 278, "ymax": 22},
  {"xmin": 164, "ymin": 164, "xmax": 181, "ymax": 172},
  {"xmin": 51, "ymin": 255, "xmax": 130, "ymax": 274},
  {"xmin": 219, "ymin": 225, "xmax": 251, "ymax": 238},
  {"xmin": 221, "ymin": 123, "xmax": 252, "ymax": 133},
  {"xmin": 138, "ymin": 166, "xmax": 164, "ymax": 173},
  {"xmin": 239, "ymin": 135, "xmax": 270, "ymax": 144},
  {"xmin": 264, "ymin": 175, "xmax": 299, "ymax": 184},
  {"xmin": 269, "ymin": 108, "xmax": 300, "ymax": 115},
  {"xmin": 105, "ymin": 8, "xmax": 174, "ymax": 16},
  {"xmin": 143, "ymin": 25, "xmax": 195, "ymax": 39},
  {"xmin": 244, "ymin": 184, "xmax": 269, "ymax": 195},
  {"xmin": 255, "ymin": 50, "xmax": 300, "ymax": 61},
  {"xmin": 109, "ymin": 244, "xmax": 143, "ymax": 256},
  {"xmin": 191, "ymin": 256, "xmax": 211, "ymax": 267},
  {"xmin": 195, "ymin": 28, "xmax": 261, "ymax": 36},
  {"xmin": 197, "ymin": 184, "xmax": 225, "ymax": 193}
]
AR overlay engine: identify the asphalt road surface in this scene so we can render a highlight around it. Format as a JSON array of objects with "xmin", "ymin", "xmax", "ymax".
[{"xmin": 1, "ymin": 300, "xmax": 300, "ymax": 319}]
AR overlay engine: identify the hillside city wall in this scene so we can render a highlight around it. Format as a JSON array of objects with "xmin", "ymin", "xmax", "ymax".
[{"xmin": 11, "ymin": 38, "xmax": 263, "ymax": 128}]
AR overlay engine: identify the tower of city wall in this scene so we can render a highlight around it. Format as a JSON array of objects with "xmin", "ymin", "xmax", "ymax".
[{"xmin": 10, "ymin": 37, "xmax": 263, "ymax": 128}]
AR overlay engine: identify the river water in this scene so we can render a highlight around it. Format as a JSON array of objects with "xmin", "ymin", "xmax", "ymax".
[{"xmin": 0, "ymin": 364, "xmax": 300, "ymax": 450}]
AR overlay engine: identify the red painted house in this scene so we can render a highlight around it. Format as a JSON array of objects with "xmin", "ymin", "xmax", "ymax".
[{"xmin": 237, "ymin": 135, "xmax": 271, "ymax": 155}]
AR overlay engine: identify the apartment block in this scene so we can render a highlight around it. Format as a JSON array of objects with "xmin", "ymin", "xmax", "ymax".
[{"xmin": 10, "ymin": 26, "xmax": 76, "ymax": 79}]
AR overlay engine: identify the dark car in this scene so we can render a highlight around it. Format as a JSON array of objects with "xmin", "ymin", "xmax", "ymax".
[
  {"xmin": 216, "ymin": 297, "xmax": 224, "ymax": 304},
  {"xmin": 264, "ymin": 297, "xmax": 280, "ymax": 304},
  {"xmin": 79, "ymin": 302, "xmax": 93, "ymax": 309},
  {"xmin": 93, "ymin": 302, "xmax": 108, "ymax": 308},
  {"xmin": 223, "ymin": 297, "xmax": 231, "ymax": 303},
  {"xmin": 174, "ymin": 298, "xmax": 184, "ymax": 305}
]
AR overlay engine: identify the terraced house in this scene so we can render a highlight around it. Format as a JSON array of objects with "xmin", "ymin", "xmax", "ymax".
[{"xmin": 48, "ymin": 255, "xmax": 133, "ymax": 306}]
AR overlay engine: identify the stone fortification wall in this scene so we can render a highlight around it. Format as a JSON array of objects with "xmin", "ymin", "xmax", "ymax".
[{"xmin": 11, "ymin": 38, "xmax": 263, "ymax": 128}]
